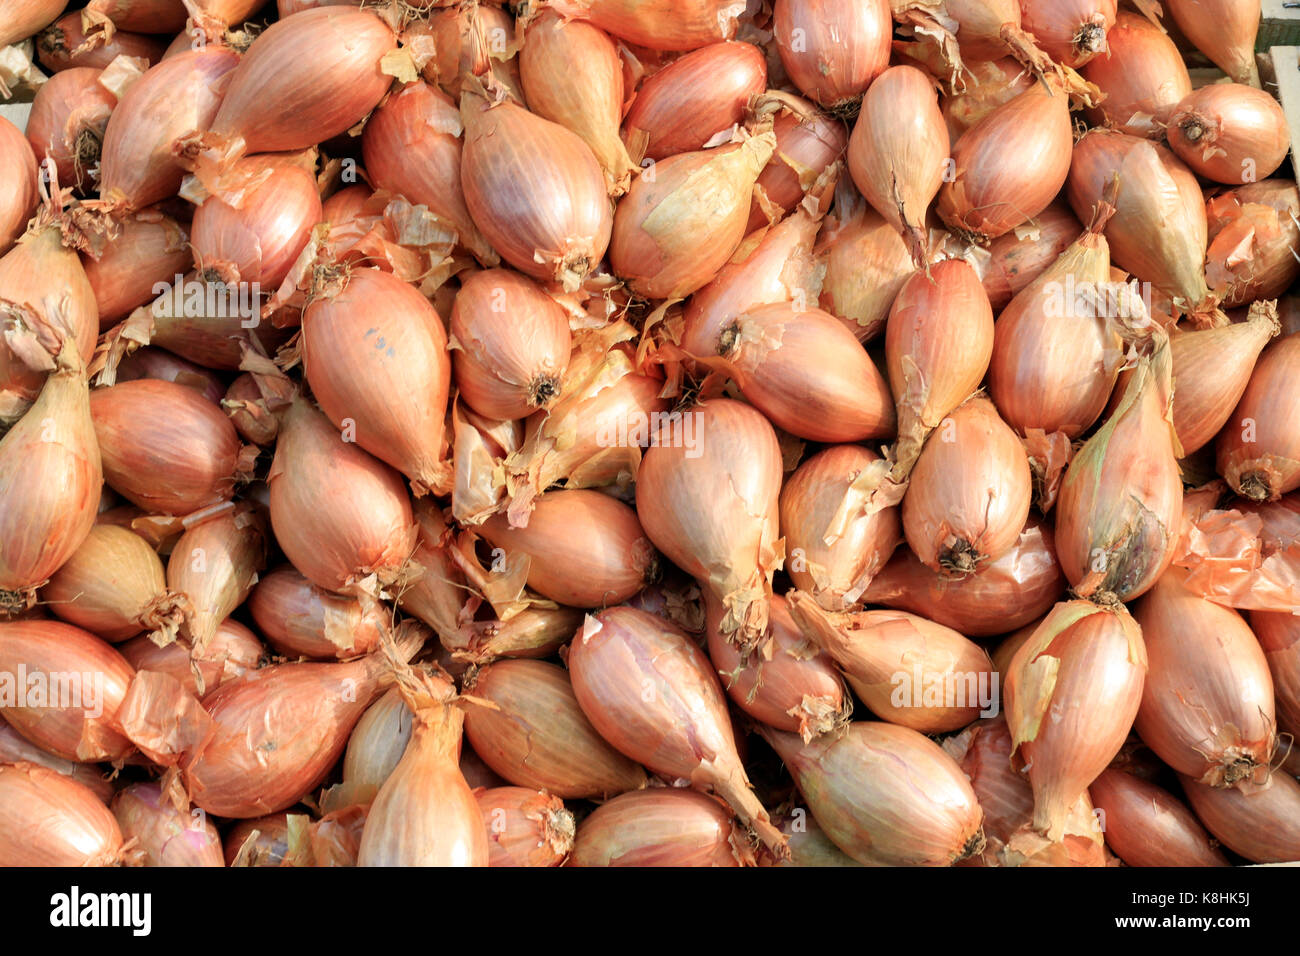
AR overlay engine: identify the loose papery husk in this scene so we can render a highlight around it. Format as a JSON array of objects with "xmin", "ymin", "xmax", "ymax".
[
  {"xmin": 1054, "ymin": 336, "xmax": 1183, "ymax": 604},
  {"xmin": 1205, "ymin": 181, "xmax": 1300, "ymax": 309},
  {"xmin": 501, "ymin": 322, "xmax": 661, "ymax": 526},
  {"xmin": 943, "ymin": 717, "xmax": 1111, "ymax": 868},
  {"xmin": 705, "ymin": 592, "xmax": 852, "ymax": 742},
  {"xmin": 1003, "ymin": 600, "xmax": 1148, "ymax": 842},
  {"xmin": 1171, "ymin": 485, "xmax": 1300, "ymax": 612}
]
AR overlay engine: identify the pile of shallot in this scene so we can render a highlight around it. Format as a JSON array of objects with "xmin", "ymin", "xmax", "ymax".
[{"xmin": 0, "ymin": 0, "xmax": 1297, "ymax": 869}]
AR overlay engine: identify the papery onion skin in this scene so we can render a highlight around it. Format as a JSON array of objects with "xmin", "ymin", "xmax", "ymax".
[
  {"xmin": 610, "ymin": 135, "xmax": 775, "ymax": 300},
  {"xmin": 1019, "ymin": 0, "xmax": 1116, "ymax": 67},
  {"xmin": 120, "ymin": 617, "xmax": 262, "ymax": 697},
  {"xmin": 411, "ymin": 3, "xmax": 523, "ymax": 104},
  {"xmin": 715, "ymin": 301, "xmax": 896, "ymax": 443},
  {"xmin": 478, "ymin": 489, "xmax": 656, "ymax": 608},
  {"xmin": 636, "ymin": 398, "xmax": 783, "ymax": 653},
  {"xmin": 1003, "ymin": 601, "xmax": 1148, "ymax": 841},
  {"xmin": 43, "ymin": 523, "xmax": 185, "ymax": 642},
  {"xmin": 1167, "ymin": 84, "xmax": 1289, "ymax": 186},
  {"xmin": 267, "ymin": 397, "xmax": 418, "ymax": 594},
  {"xmin": 682, "ymin": 207, "xmax": 822, "ymax": 357},
  {"xmin": 0, "ymin": 763, "xmax": 122, "ymax": 866},
  {"xmin": 938, "ymin": 76, "xmax": 1073, "ymax": 243},
  {"xmin": 301, "ymin": 268, "xmax": 450, "ymax": 495},
  {"xmin": 81, "ymin": 210, "xmax": 190, "ymax": 328},
  {"xmin": 460, "ymin": 87, "xmax": 612, "ymax": 290},
  {"xmin": 0, "ymin": 118, "xmax": 39, "ymax": 257},
  {"xmin": 1181, "ymin": 772, "xmax": 1300, "ymax": 864},
  {"xmin": 38, "ymin": 13, "xmax": 166, "ymax": 73},
  {"xmin": 1216, "ymin": 332, "xmax": 1300, "ymax": 501},
  {"xmin": 885, "ymin": 258, "xmax": 995, "ymax": 477},
  {"xmin": 1081, "ymin": 12, "xmax": 1191, "ymax": 139},
  {"xmin": 1169, "ymin": 302, "xmax": 1279, "ymax": 455},
  {"xmin": 622, "ymin": 42, "xmax": 766, "ymax": 162},
  {"xmin": 1206, "ymin": 181, "xmax": 1300, "ymax": 309},
  {"xmin": 97, "ymin": 48, "xmax": 240, "ymax": 213},
  {"xmin": 113, "ymin": 782, "xmax": 224, "ymax": 867},
  {"xmin": 788, "ymin": 595, "xmax": 996, "ymax": 734},
  {"xmin": 816, "ymin": 191, "xmax": 912, "ymax": 342},
  {"xmin": 902, "ymin": 396, "xmax": 1032, "ymax": 576},
  {"xmin": 771, "ymin": 812, "xmax": 862, "ymax": 867},
  {"xmin": 1165, "ymin": 0, "xmax": 1261, "ymax": 87},
  {"xmin": 1054, "ymin": 346, "xmax": 1183, "ymax": 603},
  {"xmin": 450, "ymin": 268, "xmax": 571, "ymax": 422},
  {"xmin": 126, "ymin": 271, "xmax": 289, "ymax": 371},
  {"xmin": 979, "ymin": 203, "xmax": 1082, "ymax": 312},
  {"xmin": 568, "ymin": 606, "xmax": 788, "ymax": 856},
  {"xmin": 1088, "ymin": 769, "xmax": 1228, "ymax": 867},
  {"xmin": 248, "ymin": 565, "xmax": 385, "ymax": 661},
  {"xmin": 779, "ymin": 444, "xmax": 901, "ymax": 609},
  {"xmin": 462, "ymin": 659, "xmax": 648, "ymax": 800},
  {"xmin": 477, "ymin": 786, "xmax": 575, "ymax": 867},
  {"xmin": 90, "ymin": 378, "xmax": 243, "ymax": 516},
  {"xmin": 1134, "ymin": 570, "xmax": 1275, "ymax": 789},
  {"xmin": 863, "ymin": 517, "xmax": 1065, "ymax": 637},
  {"xmin": 0, "ymin": 619, "xmax": 134, "ymax": 762},
  {"xmin": 1, "ymin": 221, "xmax": 99, "ymax": 425},
  {"xmin": 763, "ymin": 721, "xmax": 984, "ymax": 866},
  {"xmin": 848, "ymin": 65, "xmax": 948, "ymax": 263},
  {"xmin": 945, "ymin": 717, "xmax": 1109, "ymax": 867},
  {"xmin": 125, "ymin": 337, "xmax": 240, "ymax": 408},
  {"xmin": 358, "ymin": 689, "xmax": 488, "ymax": 868},
  {"xmin": 222, "ymin": 373, "xmax": 279, "ymax": 447},
  {"xmin": 84, "ymin": 0, "xmax": 188, "ymax": 33},
  {"xmin": 939, "ymin": 59, "xmax": 1032, "ymax": 143},
  {"xmin": 224, "ymin": 814, "xmax": 291, "ymax": 866},
  {"xmin": 749, "ymin": 95, "xmax": 846, "ymax": 229},
  {"xmin": 519, "ymin": 10, "xmax": 637, "ymax": 195},
  {"xmin": 197, "ymin": 7, "xmax": 395, "ymax": 157},
  {"xmin": 396, "ymin": 500, "xmax": 467, "ymax": 647},
  {"xmin": 0, "ymin": 723, "xmax": 112, "ymax": 801},
  {"xmin": 448, "ymin": 606, "xmax": 584, "ymax": 667},
  {"xmin": 988, "ymin": 214, "xmax": 1123, "ymax": 440},
  {"xmin": 166, "ymin": 507, "xmax": 265, "ymax": 658},
  {"xmin": 568, "ymin": 789, "xmax": 754, "ymax": 867},
  {"xmin": 184, "ymin": 650, "xmax": 397, "ymax": 818},
  {"xmin": 552, "ymin": 0, "xmax": 743, "ymax": 51},
  {"xmin": 191, "ymin": 155, "xmax": 322, "ymax": 289},
  {"xmin": 1250, "ymin": 611, "xmax": 1300, "ymax": 749},
  {"xmin": 0, "ymin": 0, "xmax": 70, "ymax": 47},
  {"xmin": 339, "ymin": 686, "xmax": 410, "ymax": 802},
  {"xmin": 1068, "ymin": 131, "xmax": 1211, "ymax": 315},
  {"xmin": 360, "ymin": 80, "xmax": 496, "ymax": 264},
  {"xmin": 0, "ymin": 350, "xmax": 102, "ymax": 602},
  {"xmin": 25, "ymin": 67, "xmax": 116, "ymax": 195},
  {"xmin": 705, "ymin": 593, "xmax": 850, "ymax": 739},
  {"xmin": 772, "ymin": 0, "xmax": 891, "ymax": 111}
]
